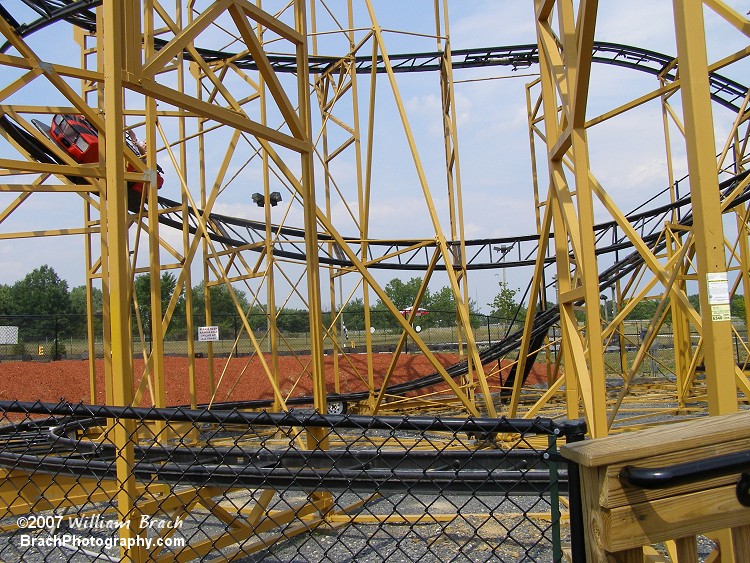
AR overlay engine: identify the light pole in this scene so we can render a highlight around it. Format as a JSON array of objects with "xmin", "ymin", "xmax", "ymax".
[
  {"xmin": 493, "ymin": 245, "xmax": 512, "ymax": 286},
  {"xmin": 253, "ymin": 191, "xmax": 281, "ymax": 357}
]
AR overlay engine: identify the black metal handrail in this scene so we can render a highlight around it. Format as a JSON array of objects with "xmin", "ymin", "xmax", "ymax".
[
  {"xmin": 620, "ymin": 450, "xmax": 750, "ymax": 489},
  {"xmin": 620, "ymin": 449, "xmax": 750, "ymax": 509}
]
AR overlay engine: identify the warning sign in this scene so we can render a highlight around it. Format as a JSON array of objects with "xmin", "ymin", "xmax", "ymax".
[
  {"xmin": 0, "ymin": 326, "xmax": 18, "ymax": 345},
  {"xmin": 711, "ymin": 304, "xmax": 731, "ymax": 322},
  {"xmin": 707, "ymin": 272, "xmax": 730, "ymax": 305},
  {"xmin": 198, "ymin": 326, "xmax": 219, "ymax": 342}
]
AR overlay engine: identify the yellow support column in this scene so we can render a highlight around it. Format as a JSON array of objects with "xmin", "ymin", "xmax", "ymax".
[
  {"xmin": 673, "ymin": 0, "xmax": 738, "ymax": 416},
  {"xmin": 674, "ymin": 2, "xmax": 739, "ymax": 559},
  {"xmin": 144, "ymin": 1, "xmax": 166, "ymax": 416},
  {"xmin": 295, "ymin": 0, "xmax": 327, "ymax": 423},
  {"xmin": 535, "ymin": 0, "xmax": 607, "ymax": 435},
  {"xmin": 102, "ymin": 0, "xmax": 141, "ymax": 559},
  {"xmin": 738, "ymin": 209, "xmax": 750, "ymax": 334}
]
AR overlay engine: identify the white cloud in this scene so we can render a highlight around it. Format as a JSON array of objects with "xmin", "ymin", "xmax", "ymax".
[
  {"xmin": 449, "ymin": 2, "xmax": 536, "ymax": 48},
  {"xmin": 1, "ymin": 0, "xmax": 748, "ymax": 311},
  {"xmin": 595, "ymin": 4, "xmax": 676, "ymax": 52}
]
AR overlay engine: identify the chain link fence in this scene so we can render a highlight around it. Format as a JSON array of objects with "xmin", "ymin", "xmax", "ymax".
[
  {"xmin": 3, "ymin": 314, "xmax": 746, "ymax": 381},
  {"xmin": 0, "ymin": 401, "xmax": 586, "ymax": 562},
  {"xmin": 598, "ymin": 326, "xmax": 750, "ymax": 377},
  {"xmin": 0, "ymin": 314, "xmax": 94, "ymax": 360},
  {"xmin": 0, "ymin": 313, "xmax": 526, "ymax": 360}
]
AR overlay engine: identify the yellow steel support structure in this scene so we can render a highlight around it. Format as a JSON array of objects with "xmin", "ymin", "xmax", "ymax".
[
  {"xmin": 534, "ymin": 0, "xmax": 608, "ymax": 437},
  {"xmin": 363, "ymin": 0, "xmax": 493, "ymax": 417},
  {"xmin": 528, "ymin": 0, "xmax": 750, "ymax": 438},
  {"xmin": 1, "ymin": 1, "xmax": 750, "ymax": 558},
  {"xmin": 435, "ymin": 0, "xmax": 474, "ymax": 387},
  {"xmin": 673, "ymin": 3, "xmax": 740, "ymax": 558},
  {"xmin": 102, "ymin": 0, "xmax": 140, "ymax": 555},
  {"xmin": 0, "ymin": 0, "xmax": 748, "ymax": 425},
  {"xmin": 673, "ymin": 0, "xmax": 738, "ymax": 416}
]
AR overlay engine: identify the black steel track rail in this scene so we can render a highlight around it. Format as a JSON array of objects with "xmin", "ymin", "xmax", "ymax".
[
  {"xmin": 2, "ymin": 100, "xmax": 749, "ymax": 410},
  {"xmin": 155, "ymin": 168, "xmax": 750, "ymax": 273},
  {"xmin": 2, "ymin": 2, "xmax": 750, "ymax": 407},
  {"xmin": 1, "ymin": 1, "xmax": 747, "ymax": 112},
  {"xmin": 7, "ymin": 108, "xmax": 748, "ymax": 282},
  {"xmin": 2, "ymin": 1, "xmax": 748, "ymax": 273},
  {"xmin": 3, "ymin": 104, "xmax": 749, "ymax": 276},
  {"xmin": 0, "ymin": 401, "xmax": 584, "ymax": 495}
]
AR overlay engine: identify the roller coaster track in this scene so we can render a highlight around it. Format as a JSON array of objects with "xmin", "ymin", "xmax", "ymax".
[
  {"xmin": 2, "ymin": 0, "xmax": 748, "ymax": 275},
  {"xmin": 0, "ymin": 403, "xmax": 568, "ymax": 493},
  {"xmin": 1, "ymin": 1, "xmax": 747, "ymax": 112},
  {"xmin": 3, "ymin": 102, "xmax": 748, "ymax": 411},
  {"xmin": 1, "ymin": 1, "xmax": 750, "ymax": 410}
]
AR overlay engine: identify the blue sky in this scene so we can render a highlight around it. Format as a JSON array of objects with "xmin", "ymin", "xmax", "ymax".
[{"xmin": 0, "ymin": 1, "xmax": 748, "ymax": 312}]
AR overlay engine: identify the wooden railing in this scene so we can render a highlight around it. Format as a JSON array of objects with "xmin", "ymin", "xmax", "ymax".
[{"xmin": 561, "ymin": 411, "xmax": 750, "ymax": 562}]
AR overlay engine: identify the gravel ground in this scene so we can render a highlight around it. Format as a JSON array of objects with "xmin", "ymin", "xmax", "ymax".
[
  {"xmin": 0, "ymin": 372, "xmax": 743, "ymax": 561},
  {"xmin": 1, "ymin": 491, "xmax": 563, "ymax": 563}
]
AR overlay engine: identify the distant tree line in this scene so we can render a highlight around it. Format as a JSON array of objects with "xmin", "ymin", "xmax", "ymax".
[
  {"xmin": 622, "ymin": 293, "xmax": 746, "ymax": 323},
  {"xmin": 0, "ymin": 268, "xmax": 494, "ymax": 341},
  {"xmin": 1, "ymin": 267, "xmax": 745, "ymax": 342},
  {"xmin": 0, "ymin": 265, "xmax": 95, "ymax": 341}
]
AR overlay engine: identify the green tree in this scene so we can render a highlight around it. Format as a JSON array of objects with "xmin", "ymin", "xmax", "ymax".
[
  {"xmin": 731, "ymin": 293, "xmax": 746, "ymax": 321},
  {"xmin": 69, "ymin": 285, "xmax": 104, "ymax": 338},
  {"xmin": 371, "ymin": 277, "xmax": 429, "ymax": 330},
  {"xmin": 69, "ymin": 285, "xmax": 103, "ymax": 315},
  {"xmin": 383, "ymin": 277, "xmax": 428, "ymax": 310},
  {"xmin": 11, "ymin": 265, "xmax": 70, "ymax": 344},
  {"xmin": 625, "ymin": 298, "xmax": 658, "ymax": 321},
  {"xmin": 191, "ymin": 281, "xmax": 262, "ymax": 338},
  {"xmin": 428, "ymin": 286, "xmax": 455, "ymax": 327},
  {"xmin": 428, "ymin": 286, "xmax": 481, "ymax": 328},
  {"xmin": 277, "ymin": 308, "xmax": 309, "ymax": 333},
  {"xmin": 134, "ymin": 272, "xmax": 184, "ymax": 336},
  {"xmin": 337, "ymin": 298, "xmax": 365, "ymax": 332},
  {"xmin": 0, "ymin": 284, "xmax": 12, "ymax": 315},
  {"xmin": 488, "ymin": 281, "xmax": 526, "ymax": 322},
  {"xmin": 370, "ymin": 300, "xmax": 396, "ymax": 330},
  {"xmin": 11, "ymin": 265, "xmax": 69, "ymax": 316}
]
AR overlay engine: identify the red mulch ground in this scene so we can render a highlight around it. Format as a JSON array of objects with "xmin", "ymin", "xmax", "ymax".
[{"xmin": 0, "ymin": 353, "xmax": 548, "ymax": 407}]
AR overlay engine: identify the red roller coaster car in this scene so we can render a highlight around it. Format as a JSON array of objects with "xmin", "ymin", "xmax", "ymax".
[{"xmin": 48, "ymin": 114, "xmax": 163, "ymax": 194}]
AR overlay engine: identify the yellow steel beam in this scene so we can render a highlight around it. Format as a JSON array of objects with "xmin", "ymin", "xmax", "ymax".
[
  {"xmin": 364, "ymin": 0, "xmax": 493, "ymax": 416},
  {"xmin": 143, "ymin": 0, "xmax": 233, "ymax": 77},
  {"xmin": 102, "ymin": 0, "xmax": 141, "ymax": 558},
  {"xmin": 372, "ymin": 249, "xmax": 442, "ymax": 414},
  {"xmin": 145, "ymin": 4, "xmax": 166, "ymax": 419},
  {"xmin": 571, "ymin": 0, "xmax": 598, "ymax": 128},
  {"xmin": 673, "ymin": 0, "xmax": 738, "ymax": 416},
  {"xmin": 234, "ymin": 0, "xmax": 304, "ymax": 44},
  {"xmin": 125, "ymin": 73, "xmax": 309, "ymax": 153},
  {"xmin": 292, "ymin": 0, "xmax": 328, "ymax": 424},
  {"xmin": 259, "ymin": 136, "xmax": 481, "ymax": 416},
  {"xmin": 703, "ymin": 0, "xmax": 750, "ymax": 38},
  {"xmin": 230, "ymin": 4, "xmax": 306, "ymax": 141},
  {"xmin": 607, "ymin": 241, "xmax": 691, "ymax": 428},
  {"xmin": 507, "ymin": 189, "xmax": 554, "ymax": 417},
  {"xmin": 587, "ymin": 47, "xmax": 750, "ymax": 129}
]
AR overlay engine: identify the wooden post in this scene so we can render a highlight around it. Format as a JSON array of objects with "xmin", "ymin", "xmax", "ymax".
[{"xmin": 561, "ymin": 412, "xmax": 750, "ymax": 561}]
